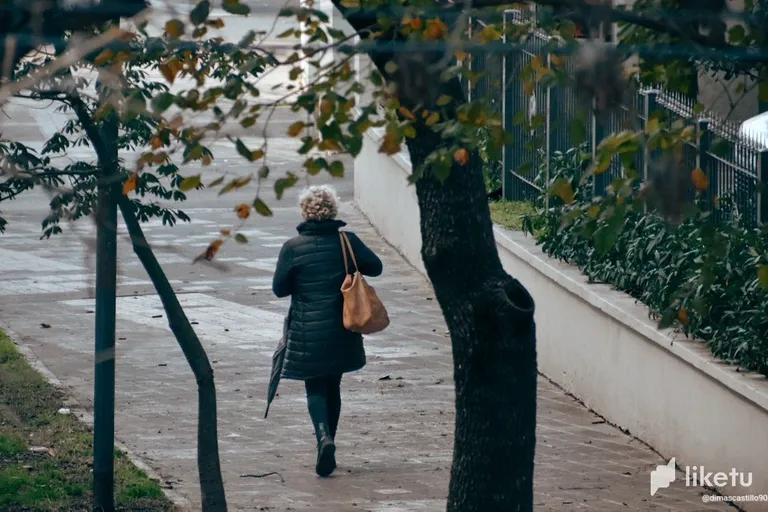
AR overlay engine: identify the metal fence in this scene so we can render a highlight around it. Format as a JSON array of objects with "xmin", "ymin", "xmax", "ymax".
[{"xmin": 468, "ymin": 10, "xmax": 768, "ymax": 227}]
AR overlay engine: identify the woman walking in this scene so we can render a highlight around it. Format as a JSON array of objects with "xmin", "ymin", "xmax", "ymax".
[{"xmin": 272, "ymin": 185, "xmax": 383, "ymax": 477}]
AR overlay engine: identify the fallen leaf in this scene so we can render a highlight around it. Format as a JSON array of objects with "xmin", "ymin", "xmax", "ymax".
[
  {"xmin": 220, "ymin": 228, "xmax": 232, "ymax": 236},
  {"xmin": 40, "ymin": 323, "xmax": 51, "ymax": 329}
]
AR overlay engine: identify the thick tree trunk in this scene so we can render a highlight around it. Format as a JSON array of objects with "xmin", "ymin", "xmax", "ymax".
[
  {"xmin": 332, "ymin": 6, "xmax": 539, "ymax": 510},
  {"xmin": 407, "ymin": 93, "xmax": 538, "ymax": 512},
  {"xmin": 118, "ymin": 197, "xmax": 228, "ymax": 512}
]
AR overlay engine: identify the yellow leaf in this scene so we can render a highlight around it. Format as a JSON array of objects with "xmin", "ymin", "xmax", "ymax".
[
  {"xmin": 425, "ymin": 112, "xmax": 440, "ymax": 126},
  {"xmin": 691, "ymin": 167, "xmax": 709, "ymax": 191},
  {"xmin": 594, "ymin": 156, "xmax": 611, "ymax": 175},
  {"xmin": 320, "ymin": 99, "xmax": 333, "ymax": 117},
  {"xmin": 409, "ymin": 17, "xmax": 423, "ymax": 30},
  {"xmin": 151, "ymin": 136, "xmax": 163, "ymax": 150},
  {"xmin": 340, "ymin": 0, "xmax": 359, "ymax": 6},
  {"xmin": 436, "ymin": 95, "xmax": 452, "ymax": 106},
  {"xmin": 322, "ymin": 139, "xmax": 343, "ymax": 152},
  {"xmin": 453, "ymin": 148, "xmax": 469, "ymax": 166},
  {"xmin": 556, "ymin": 181, "xmax": 575, "ymax": 204},
  {"xmin": 479, "ymin": 25, "xmax": 502, "ymax": 42},
  {"xmin": 220, "ymin": 228, "xmax": 232, "ymax": 236},
  {"xmin": 398, "ymin": 106, "xmax": 416, "ymax": 120},
  {"xmin": 531, "ymin": 55, "xmax": 543, "ymax": 70},
  {"xmin": 165, "ymin": 19, "xmax": 185, "ymax": 38},
  {"xmin": 678, "ymin": 307, "xmax": 689, "ymax": 326},
  {"xmin": 378, "ymin": 131, "xmax": 401, "ymax": 155},
  {"xmin": 202, "ymin": 154, "xmax": 213, "ymax": 166},
  {"xmin": 123, "ymin": 172, "xmax": 138, "ymax": 195},
  {"xmin": 235, "ymin": 203, "xmax": 251, "ymax": 219},
  {"xmin": 758, "ymin": 266, "xmax": 768, "ymax": 290},
  {"xmin": 455, "ymin": 51, "xmax": 469, "ymax": 62},
  {"xmin": 287, "ymin": 121, "xmax": 305, "ymax": 137},
  {"xmin": 550, "ymin": 54, "xmax": 564, "ymax": 68},
  {"xmin": 645, "ymin": 118, "xmax": 660, "ymax": 135},
  {"xmin": 251, "ymin": 150, "xmax": 265, "ymax": 161},
  {"xmin": 587, "ymin": 205, "xmax": 600, "ymax": 218},
  {"xmin": 208, "ymin": 18, "xmax": 225, "ymax": 29}
]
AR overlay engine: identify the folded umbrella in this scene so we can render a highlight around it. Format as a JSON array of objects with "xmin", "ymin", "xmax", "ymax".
[{"xmin": 264, "ymin": 311, "xmax": 290, "ymax": 419}]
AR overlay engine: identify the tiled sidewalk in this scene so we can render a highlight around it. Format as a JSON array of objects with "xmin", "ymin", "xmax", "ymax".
[{"xmin": 0, "ymin": 202, "xmax": 733, "ymax": 511}]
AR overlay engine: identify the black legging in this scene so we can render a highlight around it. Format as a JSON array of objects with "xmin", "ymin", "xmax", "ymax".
[{"xmin": 305, "ymin": 374, "xmax": 342, "ymax": 439}]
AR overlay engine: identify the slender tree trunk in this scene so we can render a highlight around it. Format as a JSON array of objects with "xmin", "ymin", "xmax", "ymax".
[
  {"xmin": 67, "ymin": 85, "xmax": 228, "ymax": 512},
  {"xmin": 333, "ymin": 6, "xmax": 539, "ymax": 510},
  {"xmin": 118, "ymin": 197, "xmax": 228, "ymax": 512}
]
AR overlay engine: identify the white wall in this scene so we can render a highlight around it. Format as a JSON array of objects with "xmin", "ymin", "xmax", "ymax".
[
  {"xmin": 354, "ymin": 128, "xmax": 768, "ymax": 509},
  {"xmin": 354, "ymin": 128, "xmax": 426, "ymax": 275}
]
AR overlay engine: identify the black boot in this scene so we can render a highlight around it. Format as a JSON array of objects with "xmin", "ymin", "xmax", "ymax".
[
  {"xmin": 306, "ymin": 394, "xmax": 336, "ymax": 477},
  {"xmin": 315, "ymin": 422, "xmax": 336, "ymax": 477}
]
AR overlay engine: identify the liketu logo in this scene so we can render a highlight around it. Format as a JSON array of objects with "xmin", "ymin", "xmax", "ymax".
[{"xmin": 650, "ymin": 458, "xmax": 753, "ymax": 496}]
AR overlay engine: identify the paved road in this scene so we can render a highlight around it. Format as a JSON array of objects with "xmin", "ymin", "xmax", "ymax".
[{"xmin": 0, "ymin": 17, "xmax": 737, "ymax": 512}]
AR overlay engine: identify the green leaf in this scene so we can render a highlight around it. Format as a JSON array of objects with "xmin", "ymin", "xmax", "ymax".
[
  {"xmin": 258, "ymin": 166, "xmax": 270, "ymax": 179},
  {"xmin": 370, "ymin": 71, "xmax": 384, "ymax": 86},
  {"xmin": 760, "ymin": 81, "xmax": 768, "ymax": 103},
  {"xmin": 384, "ymin": 61, "xmax": 398, "ymax": 75},
  {"xmin": 253, "ymin": 198, "xmax": 273, "ymax": 217},
  {"xmin": 222, "ymin": 0, "xmax": 250, "ymax": 15},
  {"xmin": 151, "ymin": 92, "xmax": 174, "ymax": 113},
  {"xmin": 236, "ymin": 139, "xmax": 255, "ymax": 161},
  {"xmin": 328, "ymin": 161, "xmax": 344, "ymax": 177},
  {"xmin": 234, "ymin": 233, "xmax": 249, "ymax": 244},
  {"xmin": 436, "ymin": 95, "xmax": 452, "ymax": 106},
  {"xmin": 278, "ymin": 29, "xmax": 295, "ymax": 38},
  {"xmin": 275, "ymin": 173, "xmax": 298, "ymax": 200},
  {"xmin": 179, "ymin": 175, "xmax": 202, "ymax": 191},
  {"xmin": 728, "ymin": 24, "xmax": 746, "ymax": 44},
  {"xmin": 190, "ymin": 0, "xmax": 211, "ymax": 25},
  {"xmin": 207, "ymin": 176, "xmax": 225, "ymax": 187}
]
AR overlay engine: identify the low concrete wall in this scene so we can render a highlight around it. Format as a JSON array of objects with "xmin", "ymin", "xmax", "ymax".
[{"xmin": 354, "ymin": 128, "xmax": 768, "ymax": 508}]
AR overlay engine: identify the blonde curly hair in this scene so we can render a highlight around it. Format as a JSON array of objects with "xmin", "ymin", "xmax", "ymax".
[{"xmin": 298, "ymin": 185, "xmax": 340, "ymax": 221}]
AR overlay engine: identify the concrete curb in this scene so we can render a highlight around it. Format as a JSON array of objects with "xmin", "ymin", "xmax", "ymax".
[{"xmin": 0, "ymin": 319, "xmax": 193, "ymax": 511}]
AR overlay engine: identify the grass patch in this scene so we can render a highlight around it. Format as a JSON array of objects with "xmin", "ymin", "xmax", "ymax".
[
  {"xmin": 489, "ymin": 200, "xmax": 538, "ymax": 231},
  {"xmin": 0, "ymin": 329, "xmax": 174, "ymax": 511}
]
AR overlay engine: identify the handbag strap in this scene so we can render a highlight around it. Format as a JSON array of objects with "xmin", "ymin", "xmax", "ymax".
[{"xmin": 339, "ymin": 231, "xmax": 359, "ymax": 274}]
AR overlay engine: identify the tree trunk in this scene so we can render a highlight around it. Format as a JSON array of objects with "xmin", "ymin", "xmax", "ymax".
[
  {"xmin": 332, "ymin": 6, "xmax": 539, "ymax": 510},
  {"xmin": 407, "ymin": 97, "xmax": 538, "ymax": 512},
  {"xmin": 118, "ymin": 197, "xmax": 228, "ymax": 512}
]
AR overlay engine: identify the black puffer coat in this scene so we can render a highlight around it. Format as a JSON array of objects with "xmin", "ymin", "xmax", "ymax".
[{"xmin": 272, "ymin": 219, "xmax": 383, "ymax": 380}]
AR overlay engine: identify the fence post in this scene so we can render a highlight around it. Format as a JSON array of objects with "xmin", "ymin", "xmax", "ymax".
[
  {"xmin": 641, "ymin": 90, "xmax": 658, "ymax": 214},
  {"xmin": 591, "ymin": 100, "xmax": 606, "ymax": 197},
  {"xmin": 697, "ymin": 118, "xmax": 715, "ymax": 215},
  {"xmin": 545, "ymin": 52, "xmax": 557, "ymax": 209},
  {"xmin": 760, "ymin": 150, "xmax": 768, "ymax": 226}
]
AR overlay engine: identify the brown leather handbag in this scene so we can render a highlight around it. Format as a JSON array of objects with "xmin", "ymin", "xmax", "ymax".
[{"xmin": 339, "ymin": 231, "xmax": 390, "ymax": 334}]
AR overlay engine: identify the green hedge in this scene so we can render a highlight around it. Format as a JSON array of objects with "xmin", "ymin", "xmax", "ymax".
[{"xmin": 519, "ymin": 147, "xmax": 768, "ymax": 377}]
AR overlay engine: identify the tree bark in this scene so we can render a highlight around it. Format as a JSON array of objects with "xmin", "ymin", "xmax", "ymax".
[
  {"xmin": 333, "ymin": 6, "xmax": 539, "ymax": 510},
  {"xmin": 119, "ymin": 197, "xmax": 228, "ymax": 512}
]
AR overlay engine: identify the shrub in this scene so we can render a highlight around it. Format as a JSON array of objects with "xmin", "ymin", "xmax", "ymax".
[{"xmin": 523, "ymin": 148, "xmax": 768, "ymax": 376}]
